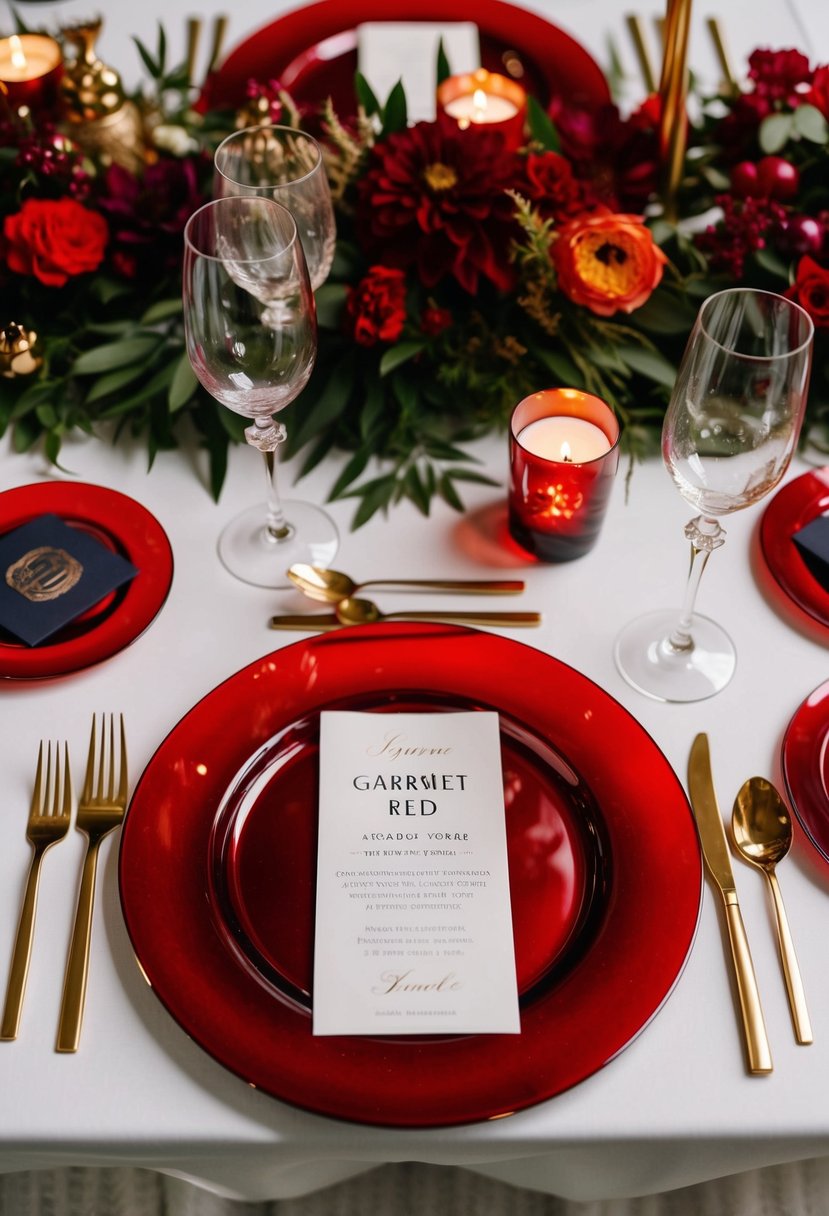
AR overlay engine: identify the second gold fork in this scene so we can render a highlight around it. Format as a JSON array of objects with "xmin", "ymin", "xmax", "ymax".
[
  {"xmin": 1, "ymin": 742, "xmax": 72, "ymax": 1041},
  {"xmin": 56, "ymin": 714, "xmax": 127, "ymax": 1054}
]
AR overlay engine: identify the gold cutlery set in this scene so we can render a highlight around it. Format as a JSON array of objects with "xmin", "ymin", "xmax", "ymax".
[
  {"xmin": 1, "ymin": 714, "xmax": 127, "ymax": 1052},
  {"xmin": 269, "ymin": 564, "xmax": 542, "ymax": 631},
  {"xmin": 688, "ymin": 733, "xmax": 812, "ymax": 1075}
]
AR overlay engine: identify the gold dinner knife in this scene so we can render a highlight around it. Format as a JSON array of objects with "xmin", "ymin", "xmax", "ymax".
[{"xmin": 688, "ymin": 733, "xmax": 772, "ymax": 1074}]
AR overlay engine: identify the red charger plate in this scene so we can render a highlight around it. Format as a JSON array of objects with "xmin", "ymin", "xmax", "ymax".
[
  {"xmin": 0, "ymin": 482, "xmax": 173, "ymax": 680},
  {"xmin": 204, "ymin": 0, "xmax": 611, "ymax": 116},
  {"xmin": 119, "ymin": 624, "xmax": 701, "ymax": 1127},
  {"xmin": 782, "ymin": 679, "xmax": 829, "ymax": 864},
  {"xmin": 759, "ymin": 468, "xmax": 829, "ymax": 631}
]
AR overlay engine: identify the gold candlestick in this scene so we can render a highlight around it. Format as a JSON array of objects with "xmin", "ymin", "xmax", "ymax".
[{"xmin": 658, "ymin": 0, "xmax": 693, "ymax": 223}]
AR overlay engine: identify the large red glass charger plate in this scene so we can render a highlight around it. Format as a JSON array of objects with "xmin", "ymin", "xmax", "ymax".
[
  {"xmin": 0, "ymin": 482, "xmax": 173, "ymax": 680},
  {"xmin": 759, "ymin": 468, "xmax": 829, "ymax": 631},
  {"xmin": 119, "ymin": 624, "xmax": 701, "ymax": 1127},
  {"xmin": 204, "ymin": 0, "xmax": 610, "ymax": 117},
  {"xmin": 782, "ymin": 679, "xmax": 829, "ymax": 864}
]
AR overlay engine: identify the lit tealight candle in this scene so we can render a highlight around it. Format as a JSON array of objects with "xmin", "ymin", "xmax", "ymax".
[
  {"xmin": 437, "ymin": 69, "xmax": 527, "ymax": 150},
  {"xmin": 517, "ymin": 416, "xmax": 611, "ymax": 464},
  {"xmin": 443, "ymin": 87, "xmax": 519, "ymax": 128},
  {"xmin": 508, "ymin": 388, "xmax": 621, "ymax": 562},
  {"xmin": 0, "ymin": 33, "xmax": 63, "ymax": 114}
]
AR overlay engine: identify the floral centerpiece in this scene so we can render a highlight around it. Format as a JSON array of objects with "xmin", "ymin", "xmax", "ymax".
[{"xmin": 0, "ymin": 20, "xmax": 827, "ymax": 525}]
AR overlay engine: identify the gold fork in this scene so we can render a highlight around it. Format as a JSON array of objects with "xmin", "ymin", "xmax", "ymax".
[
  {"xmin": 1, "ymin": 743, "xmax": 72, "ymax": 1041},
  {"xmin": 56, "ymin": 714, "xmax": 127, "ymax": 1053}
]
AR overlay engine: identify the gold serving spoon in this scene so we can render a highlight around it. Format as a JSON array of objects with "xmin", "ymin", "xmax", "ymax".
[
  {"xmin": 270, "ymin": 595, "xmax": 541, "ymax": 631},
  {"xmin": 732, "ymin": 777, "xmax": 813, "ymax": 1045},
  {"xmin": 287, "ymin": 563, "xmax": 524, "ymax": 604}
]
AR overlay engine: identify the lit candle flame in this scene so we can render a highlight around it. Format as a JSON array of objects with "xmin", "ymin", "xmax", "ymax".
[
  {"xmin": 472, "ymin": 88, "xmax": 488, "ymax": 117},
  {"xmin": 560, "ymin": 441, "xmax": 573, "ymax": 463},
  {"xmin": 10, "ymin": 35, "xmax": 26, "ymax": 71}
]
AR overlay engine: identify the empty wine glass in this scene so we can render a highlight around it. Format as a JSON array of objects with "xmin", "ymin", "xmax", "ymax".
[
  {"xmin": 615, "ymin": 288, "xmax": 813, "ymax": 702},
  {"xmin": 182, "ymin": 195, "xmax": 338, "ymax": 588},
  {"xmin": 214, "ymin": 125, "xmax": 336, "ymax": 292}
]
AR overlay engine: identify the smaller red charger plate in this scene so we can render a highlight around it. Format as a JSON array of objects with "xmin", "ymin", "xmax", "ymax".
[
  {"xmin": 759, "ymin": 468, "xmax": 829, "ymax": 631},
  {"xmin": 119, "ymin": 625, "xmax": 701, "ymax": 1127},
  {"xmin": 204, "ymin": 0, "xmax": 611, "ymax": 116},
  {"xmin": 782, "ymin": 679, "xmax": 829, "ymax": 864},
  {"xmin": 0, "ymin": 482, "xmax": 173, "ymax": 680}
]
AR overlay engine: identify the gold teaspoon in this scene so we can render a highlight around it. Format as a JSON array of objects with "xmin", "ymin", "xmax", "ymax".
[
  {"xmin": 732, "ymin": 777, "xmax": 813, "ymax": 1045},
  {"xmin": 287, "ymin": 564, "xmax": 525, "ymax": 603}
]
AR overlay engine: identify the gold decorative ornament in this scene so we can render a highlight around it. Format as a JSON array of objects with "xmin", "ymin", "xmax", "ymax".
[
  {"xmin": 658, "ymin": 0, "xmax": 693, "ymax": 222},
  {"xmin": 60, "ymin": 18, "xmax": 144, "ymax": 174},
  {"xmin": 0, "ymin": 323, "xmax": 42, "ymax": 378}
]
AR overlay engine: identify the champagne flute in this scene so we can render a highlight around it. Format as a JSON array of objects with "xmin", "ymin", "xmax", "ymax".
[
  {"xmin": 182, "ymin": 195, "xmax": 338, "ymax": 588},
  {"xmin": 615, "ymin": 288, "xmax": 813, "ymax": 702},
  {"xmin": 214, "ymin": 125, "xmax": 336, "ymax": 292}
]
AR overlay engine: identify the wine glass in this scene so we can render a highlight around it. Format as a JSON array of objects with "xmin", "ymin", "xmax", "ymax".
[
  {"xmin": 182, "ymin": 195, "xmax": 338, "ymax": 588},
  {"xmin": 213, "ymin": 125, "xmax": 336, "ymax": 292},
  {"xmin": 615, "ymin": 288, "xmax": 814, "ymax": 703}
]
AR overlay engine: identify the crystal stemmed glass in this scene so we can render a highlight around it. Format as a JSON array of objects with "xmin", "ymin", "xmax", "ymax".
[
  {"xmin": 615, "ymin": 288, "xmax": 814, "ymax": 703},
  {"xmin": 213, "ymin": 124, "xmax": 336, "ymax": 293},
  {"xmin": 182, "ymin": 195, "xmax": 338, "ymax": 588}
]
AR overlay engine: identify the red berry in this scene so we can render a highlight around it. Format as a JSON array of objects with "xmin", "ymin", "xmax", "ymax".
[
  {"xmin": 778, "ymin": 214, "xmax": 824, "ymax": 256},
  {"xmin": 730, "ymin": 161, "xmax": 760, "ymax": 198},
  {"xmin": 756, "ymin": 156, "xmax": 800, "ymax": 201}
]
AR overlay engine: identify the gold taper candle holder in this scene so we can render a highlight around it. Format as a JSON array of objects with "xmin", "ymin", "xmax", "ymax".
[{"xmin": 657, "ymin": 0, "xmax": 693, "ymax": 223}]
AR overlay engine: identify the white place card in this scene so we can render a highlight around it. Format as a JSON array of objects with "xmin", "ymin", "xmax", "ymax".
[
  {"xmin": 357, "ymin": 22, "xmax": 481, "ymax": 122},
  {"xmin": 313, "ymin": 711, "xmax": 520, "ymax": 1036}
]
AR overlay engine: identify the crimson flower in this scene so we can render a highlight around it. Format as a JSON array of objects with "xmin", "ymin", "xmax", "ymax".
[
  {"xmin": 748, "ymin": 48, "xmax": 813, "ymax": 105},
  {"xmin": 519, "ymin": 151, "xmax": 586, "ymax": 224},
  {"xmin": 786, "ymin": 256, "xmax": 829, "ymax": 328},
  {"xmin": 3, "ymin": 198, "xmax": 108, "ymax": 287},
  {"xmin": 97, "ymin": 157, "xmax": 205, "ymax": 278},
  {"xmin": 806, "ymin": 64, "xmax": 829, "ymax": 119},
  {"xmin": 356, "ymin": 121, "xmax": 521, "ymax": 294},
  {"xmin": 347, "ymin": 266, "xmax": 407, "ymax": 346}
]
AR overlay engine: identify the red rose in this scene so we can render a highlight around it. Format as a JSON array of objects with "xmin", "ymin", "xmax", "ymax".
[
  {"xmin": 748, "ymin": 48, "xmax": 813, "ymax": 104},
  {"xmin": 552, "ymin": 211, "xmax": 667, "ymax": 317},
  {"xmin": 786, "ymin": 256, "xmax": 829, "ymax": 328},
  {"xmin": 3, "ymin": 198, "xmax": 108, "ymax": 287},
  {"xmin": 520, "ymin": 151, "xmax": 585, "ymax": 223},
  {"xmin": 347, "ymin": 266, "xmax": 407, "ymax": 347}
]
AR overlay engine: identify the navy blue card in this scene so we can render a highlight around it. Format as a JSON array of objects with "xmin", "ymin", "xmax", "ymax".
[
  {"xmin": 0, "ymin": 514, "xmax": 138, "ymax": 646},
  {"xmin": 793, "ymin": 514, "xmax": 829, "ymax": 591}
]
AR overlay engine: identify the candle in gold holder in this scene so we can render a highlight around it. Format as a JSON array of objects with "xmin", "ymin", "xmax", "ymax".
[
  {"xmin": 437, "ymin": 69, "xmax": 527, "ymax": 150},
  {"xmin": 0, "ymin": 33, "xmax": 62, "ymax": 115},
  {"xmin": 60, "ymin": 18, "xmax": 144, "ymax": 175}
]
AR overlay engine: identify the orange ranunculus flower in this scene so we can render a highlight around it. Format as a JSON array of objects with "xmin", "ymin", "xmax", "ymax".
[{"xmin": 552, "ymin": 211, "xmax": 667, "ymax": 317}]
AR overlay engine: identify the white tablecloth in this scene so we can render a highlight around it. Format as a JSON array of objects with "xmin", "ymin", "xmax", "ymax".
[{"xmin": 2, "ymin": 0, "xmax": 828, "ymax": 1204}]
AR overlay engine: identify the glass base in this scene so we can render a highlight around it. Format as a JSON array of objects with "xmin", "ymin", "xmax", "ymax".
[
  {"xmin": 614, "ymin": 608, "xmax": 736, "ymax": 703},
  {"xmin": 218, "ymin": 500, "xmax": 339, "ymax": 589}
]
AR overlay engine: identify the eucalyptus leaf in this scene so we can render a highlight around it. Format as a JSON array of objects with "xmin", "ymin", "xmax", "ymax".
[
  {"xmin": 72, "ymin": 336, "xmax": 160, "ymax": 375},
  {"xmin": 618, "ymin": 345, "xmax": 678, "ymax": 389},
  {"xmin": 168, "ymin": 353, "xmax": 198, "ymax": 412},
  {"xmin": 527, "ymin": 96, "xmax": 560, "ymax": 152},
  {"xmin": 141, "ymin": 298, "xmax": 184, "ymax": 325},
  {"xmin": 379, "ymin": 341, "xmax": 426, "ymax": 377},
  {"xmin": 793, "ymin": 104, "xmax": 829, "ymax": 144},
  {"xmin": 759, "ymin": 113, "xmax": 795, "ymax": 154}
]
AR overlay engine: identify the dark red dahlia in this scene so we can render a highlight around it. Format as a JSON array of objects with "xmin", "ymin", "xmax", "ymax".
[
  {"xmin": 519, "ymin": 151, "xmax": 586, "ymax": 224},
  {"xmin": 356, "ymin": 121, "xmax": 521, "ymax": 294},
  {"xmin": 97, "ymin": 157, "xmax": 206, "ymax": 278}
]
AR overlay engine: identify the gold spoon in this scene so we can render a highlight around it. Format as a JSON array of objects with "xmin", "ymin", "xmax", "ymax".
[
  {"xmin": 732, "ymin": 777, "xmax": 813, "ymax": 1045},
  {"xmin": 269, "ymin": 596, "xmax": 541, "ymax": 631},
  {"xmin": 287, "ymin": 563, "xmax": 525, "ymax": 604}
]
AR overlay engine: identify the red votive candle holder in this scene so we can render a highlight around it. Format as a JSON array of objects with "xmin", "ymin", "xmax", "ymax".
[
  {"xmin": 437, "ymin": 70, "xmax": 527, "ymax": 151},
  {"xmin": 509, "ymin": 389, "xmax": 620, "ymax": 562},
  {"xmin": 0, "ymin": 33, "xmax": 63, "ymax": 116}
]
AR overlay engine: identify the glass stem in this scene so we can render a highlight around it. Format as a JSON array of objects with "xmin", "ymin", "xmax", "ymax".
[
  {"xmin": 667, "ymin": 515, "xmax": 726, "ymax": 652},
  {"xmin": 246, "ymin": 418, "xmax": 293, "ymax": 542}
]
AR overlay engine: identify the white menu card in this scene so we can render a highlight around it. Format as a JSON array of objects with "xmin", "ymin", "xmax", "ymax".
[
  {"xmin": 313, "ymin": 711, "xmax": 520, "ymax": 1036},
  {"xmin": 357, "ymin": 22, "xmax": 481, "ymax": 121}
]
